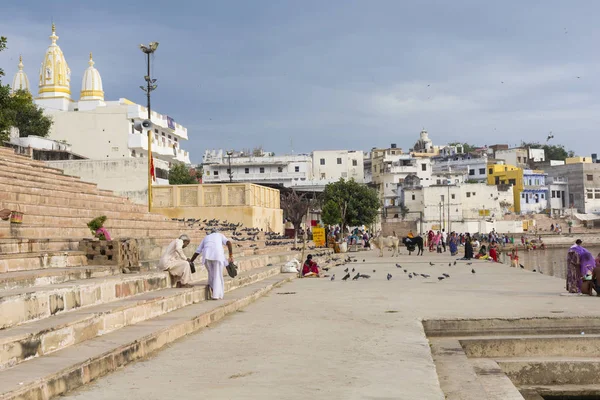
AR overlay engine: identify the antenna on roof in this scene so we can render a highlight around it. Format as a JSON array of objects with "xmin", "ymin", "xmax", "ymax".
[{"xmin": 290, "ymin": 138, "xmax": 294, "ymax": 154}]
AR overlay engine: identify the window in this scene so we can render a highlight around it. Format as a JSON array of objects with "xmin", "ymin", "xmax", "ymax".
[
  {"xmin": 260, "ymin": 167, "xmax": 265, "ymax": 174},
  {"xmin": 214, "ymin": 171, "xmax": 219, "ymax": 176},
  {"xmin": 466, "ymin": 192, "xmax": 471, "ymax": 198},
  {"xmin": 154, "ymin": 129, "xmax": 158, "ymax": 133},
  {"xmin": 436, "ymin": 179, "xmax": 441, "ymax": 185},
  {"xmin": 541, "ymin": 194, "xmax": 545, "ymax": 199},
  {"xmin": 557, "ymin": 191, "xmax": 561, "ymax": 198},
  {"xmin": 421, "ymin": 164, "xmax": 427, "ymax": 171},
  {"xmin": 509, "ymin": 179, "xmax": 516, "ymax": 185},
  {"xmin": 352, "ymin": 160, "xmax": 358, "ymax": 166},
  {"xmin": 245, "ymin": 168, "xmax": 249, "ymax": 174},
  {"xmin": 551, "ymin": 191, "xmax": 556, "ymax": 198},
  {"xmin": 469, "ymin": 169, "xmax": 475, "ymax": 176},
  {"xmin": 295, "ymin": 166, "xmax": 300, "ymax": 172},
  {"xmin": 535, "ymin": 179, "xmax": 539, "ymax": 185},
  {"xmin": 587, "ymin": 174, "xmax": 593, "ymax": 181},
  {"xmin": 479, "ymin": 168, "xmax": 485, "ymax": 175},
  {"xmin": 517, "ymin": 156, "xmax": 521, "ymax": 163},
  {"xmin": 321, "ymin": 173, "xmax": 326, "ymax": 179},
  {"xmin": 168, "ymin": 135, "xmax": 171, "ymax": 139},
  {"xmin": 277, "ymin": 167, "xmax": 283, "ymax": 173},
  {"xmin": 320, "ymin": 158, "xmax": 325, "ymax": 165},
  {"xmin": 596, "ymin": 191, "xmax": 600, "ymax": 200},
  {"xmin": 162, "ymin": 132, "xmax": 165, "ymax": 136},
  {"xmin": 412, "ymin": 194, "xmax": 415, "ymax": 200},
  {"xmin": 488, "ymin": 168, "xmax": 493, "ymax": 175},
  {"xmin": 337, "ymin": 158, "xmax": 342, "ymax": 165},
  {"xmin": 451, "ymin": 194, "xmax": 455, "ymax": 200},
  {"xmin": 587, "ymin": 189, "xmax": 593, "ymax": 199}
]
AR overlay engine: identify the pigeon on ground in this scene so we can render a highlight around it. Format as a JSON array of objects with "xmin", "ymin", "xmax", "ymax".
[
  {"xmin": 421, "ymin": 274, "xmax": 430, "ymax": 278},
  {"xmin": 352, "ymin": 268, "xmax": 355, "ymax": 272},
  {"xmin": 453, "ymin": 261, "xmax": 457, "ymax": 266},
  {"xmin": 344, "ymin": 268, "xmax": 349, "ymax": 273},
  {"xmin": 403, "ymin": 269, "xmax": 407, "ymax": 273},
  {"xmin": 352, "ymin": 272, "xmax": 360, "ymax": 281},
  {"xmin": 471, "ymin": 269, "xmax": 476, "ymax": 274},
  {"xmin": 387, "ymin": 273, "xmax": 392, "ymax": 280},
  {"xmin": 363, "ymin": 259, "xmax": 365, "ymax": 262},
  {"xmin": 353, "ymin": 260, "xmax": 358, "ymax": 262},
  {"xmin": 359, "ymin": 274, "xmax": 370, "ymax": 279},
  {"xmin": 396, "ymin": 264, "xmax": 402, "ymax": 268},
  {"xmin": 442, "ymin": 273, "xmax": 450, "ymax": 278},
  {"xmin": 438, "ymin": 276, "xmax": 445, "ymax": 281},
  {"xmin": 408, "ymin": 274, "xmax": 413, "ymax": 279},
  {"xmin": 466, "ymin": 262, "xmax": 473, "ymax": 265},
  {"xmin": 533, "ymin": 269, "xmax": 536, "ymax": 272},
  {"xmin": 448, "ymin": 263, "xmax": 451, "ymax": 267},
  {"xmin": 342, "ymin": 273, "xmax": 351, "ymax": 281},
  {"xmin": 520, "ymin": 264, "xmax": 525, "ymax": 269},
  {"xmin": 331, "ymin": 274, "xmax": 335, "ymax": 281},
  {"xmin": 373, "ymin": 269, "xmax": 376, "ymax": 273},
  {"xmin": 430, "ymin": 262, "xmax": 435, "ymax": 266},
  {"xmin": 323, "ymin": 267, "xmax": 330, "ymax": 271}
]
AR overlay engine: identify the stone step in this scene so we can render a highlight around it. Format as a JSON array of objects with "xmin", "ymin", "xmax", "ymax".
[
  {"xmin": 519, "ymin": 383, "xmax": 600, "ymax": 397},
  {"xmin": 0, "ymin": 195, "xmax": 171, "ymax": 222},
  {"xmin": 0, "ymin": 272, "xmax": 168, "ymax": 330},
  {"xmin": 0, "ymin": 266, "xmax": 123, "ymax": 291},
  {"xmin": 497, "ymin": 358, "xmax": 600, "ymax": 386},
  {"xmin": 0, "ymin": 273, "xmax": 293, "ymax": 399},
  {"xmin": 0, "ymin": 183, "xmax": 148, "ymax": 214},
  {"xmin": 0, "ymin": 265, "xmax": 283, "ymax": 370},
  {"xmin": 0, "ymin": 238, "xmax": 81, "ymax": 255},
  {"xmin": 0, "ymin": 251, "xmax": 87, "ymax": 274},
  {"xmin": 461, "ymin": 334, "xmax": 600, "ymax": 358},
  {"xmin": 0, "ymin": 225, "xmax": 204, "ymax": 240},
  {"xmin": 0, "ymin": 155, "xmax": 91, "ymax": 183}
]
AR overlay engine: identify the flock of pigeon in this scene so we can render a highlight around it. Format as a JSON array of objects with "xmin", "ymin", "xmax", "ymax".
[{"xmin": 322, "ymin": 255, "xmax": 483, "ymax": 283}]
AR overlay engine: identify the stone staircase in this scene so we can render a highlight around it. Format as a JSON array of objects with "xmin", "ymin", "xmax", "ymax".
[{"xmin": 0, "ymin": 146, "xmax": 330, "ymax": 399}]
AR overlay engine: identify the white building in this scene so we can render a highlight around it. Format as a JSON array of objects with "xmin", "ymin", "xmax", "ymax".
[
  {"xmin": 432, "ymin": 153, "xmax": 489, "ymax": 183},
  {"xmin": 548, "ymin": 176, "xmax": 569, "ymax": 217},
  {"xmin": 400, "ymin": 183, "xmax": 513, "ymax": 233},
  {"xmin": 312, "ymin": 150, "xmax": 364, "ymax": 183},
  {"xmin": 520, "ymin": 169, "xmax": 549, "ymax": 214},
  {"xmin": 10, "ymin": 24, "xmax": 191, "ymax": 176},
  {"xmin": 202, "ymin": 149, "xmax": 313, "ymax": 187},
  {"xmin": 495, "ymin": 147, "xmax": 545, "ymax": 168}
]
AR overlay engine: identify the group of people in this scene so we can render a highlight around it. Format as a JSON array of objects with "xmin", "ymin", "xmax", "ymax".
[
  {"xmin": 566, "ymin": 239, "xmax": 600, "ymax": 296},
  {"xmin": 157, "ymin": 229, "xmax": 234, "ymax": 300}
]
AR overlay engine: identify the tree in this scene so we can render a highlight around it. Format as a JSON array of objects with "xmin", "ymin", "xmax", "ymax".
[
  {"xmin": 321, "ymin": 179, "xmax": 380, "ymax": 232},
  {"xmin": 400, "ymin": 205, "xmax": 409, "ymax": 220},
  {"xmin": 168, "ymin": 162, "xmax": 198, "ymax": 185},
  {"xmin": 280, "ymin": 190, "xmax": 310, "ymax": 239},
  {"xmin": 448, "ymin": 142, "xmax": 477, "ymax": 154},
  {"xmin": 0, "ymin": 37, "xmax": 52, "ymax": 142},
  {"xmin": 522, "ymin": 142, "xmax": 574, "ymax": 161}
]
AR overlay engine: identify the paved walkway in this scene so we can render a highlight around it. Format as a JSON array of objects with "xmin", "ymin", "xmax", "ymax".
[{"xmin": 64, "ymin": 248, "xmax": 592, "ymax": 400}]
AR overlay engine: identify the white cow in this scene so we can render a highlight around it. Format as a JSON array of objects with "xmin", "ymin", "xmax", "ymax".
[{"xmin": 371, "ymin": 235, "xmax": 400, "ymax": 257}]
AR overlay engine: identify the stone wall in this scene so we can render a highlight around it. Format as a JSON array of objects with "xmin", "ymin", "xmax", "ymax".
[
  {"xmin": 381, "ymin": 220, "xmax": 417, "ymax": 237},
  {"xmin": 79, "ymin": 238, "xmax": 140, "ymax": 270},
  {"xmin": 152, "ymin": 183, "xmax": 284, "ymax": 233}
]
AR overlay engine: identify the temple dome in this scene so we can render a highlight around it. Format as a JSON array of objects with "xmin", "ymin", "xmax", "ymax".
[
  {"xmin": 80, "ymin": 53, "xmax": 104, "ymax": 101},
  {"xmin": 37, "ymin": 23, "xmax": 71, "ymax": 99},
  {"xmin": 11, "ymin": 55, "xmax": 30, "ymax": 94}
]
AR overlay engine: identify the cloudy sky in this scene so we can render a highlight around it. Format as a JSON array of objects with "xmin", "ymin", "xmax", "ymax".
[{"xmin": 1, "ymin": 0, "xmax": 599, "ymax": 163}]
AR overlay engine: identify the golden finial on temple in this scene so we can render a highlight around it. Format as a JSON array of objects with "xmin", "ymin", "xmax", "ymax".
[{"xmin": 52, "ymin": 22, "xmax": 55, "ymax": 33}]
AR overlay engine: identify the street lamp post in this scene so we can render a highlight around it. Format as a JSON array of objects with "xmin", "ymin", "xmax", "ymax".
[
  {"xmin": 139, "ymin": 42, "xmax": 159, "ymax": 212},
  {"xmin": 226, "ymin": 150, "xmax": 234, "ymax": 183}
]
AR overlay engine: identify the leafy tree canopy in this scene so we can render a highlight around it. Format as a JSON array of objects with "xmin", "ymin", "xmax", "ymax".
[
  {"xmin": 522, "ymin": 142, "xmax": 574, "ymax": 161},
  {"xmin": 168, "ymin": 162, "xmax": 198, "ymax": 185},
  {"xmin": 321, "ymin": 179, "xmax": 380, "ymax": 230},
  {"xmin": 0, "ymin": 37, "xmax": 53, "ymax": 142}
]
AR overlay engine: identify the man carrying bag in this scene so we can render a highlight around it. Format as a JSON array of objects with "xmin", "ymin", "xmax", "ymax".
[{"xmin": 190, "ymin": 228, "xmax": 234, "ymax": 300}]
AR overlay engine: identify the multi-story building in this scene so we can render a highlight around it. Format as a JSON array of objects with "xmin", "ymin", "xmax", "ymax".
[
  {"xmin": 548, "ymin": 176, "xmax": 569, "ymax": 217},
  {"xmin": 311, "ymin": 150, "xmax": 364, "ymax": 183},
  {"xmin": 432, "ymin": 153, "xmax": 489, "ymax": 183},
  {"xmin": 494, "ymin": 147, "xmax": 545, "ymax": 169},
  {"xmin": 202, "ymin": 149, "xmax": 313, "ymax": 187},
  {"xmin": 545, "ymin": 162, "xmax": 600, "ymax": 214},
  {"xmin": 487, "ymin": 164, "xmax": 548, "ymax": 214}
]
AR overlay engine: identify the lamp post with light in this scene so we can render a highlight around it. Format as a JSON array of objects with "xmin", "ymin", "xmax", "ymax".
[
  {"xmin": 139, "ymin": 42, "xmax": 159, "ymax": 212},
  {"xmin": 226, "ymin": 150, "xmax": 234, "ymax": 182}
]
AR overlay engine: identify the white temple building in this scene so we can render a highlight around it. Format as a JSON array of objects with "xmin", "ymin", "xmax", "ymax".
[{"xmin": 9, "ymin": 24, "xmax": 191, "ymax": 168}]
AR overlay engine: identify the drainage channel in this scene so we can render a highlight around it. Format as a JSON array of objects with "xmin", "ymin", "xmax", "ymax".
[{"xmin": 423, "ymin": 317, "xmax": 600, "ymax": 400}]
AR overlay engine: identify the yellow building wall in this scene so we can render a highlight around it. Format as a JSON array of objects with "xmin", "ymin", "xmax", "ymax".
[
  {"xmin": 487, "ymin": 164, "xmax": 523, "ymax": 213},
  {"xmin": 151, "ymin": 183, "xmax": 283, "ymax": 233},
  {"xmin": 566, "ymin": 156, "xmax": 592, "ymax": 164}
]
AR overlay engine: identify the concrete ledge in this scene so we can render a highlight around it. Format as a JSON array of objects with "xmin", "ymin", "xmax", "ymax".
[
  {"xmin": 0, "ymin": 273, "xmax": 168, "ymax": 330},
  {"xmin": 0, "ymin": 265, "xmax": 282, "ymax": 370},
  {"xmin": 0, "ymin": 252, "xmax": 87, "ymax": 274},
  {"xmin": 0, "ymin": 274, "xmax": 294, "ymax": 400},
  {"xmin": 0, "ymin": 266, "xmax": 123, "ymax": 291}
]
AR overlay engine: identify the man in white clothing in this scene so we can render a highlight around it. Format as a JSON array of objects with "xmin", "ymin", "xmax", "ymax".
[
  {"xmin": 157, "ymin": 234, "xmax": 193, "ymax": 288},
  {"xmin": 190, "ymin": 229, "xmax": 233, "ymax": 300},
  {"xmin": 441, "ymin": 229, "xmax": 447, "ymax": 252}
]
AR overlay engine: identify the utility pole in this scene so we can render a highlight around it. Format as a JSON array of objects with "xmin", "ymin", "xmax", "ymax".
[
  {"xmin": 139, "ymin": 42, "xmax": 159, "ymax": 212},
  {"xmin": 447, "ymin": 183, "xmax": 451, "ymax": 232},
  {"xmin": 226, "ymin": 150, "xmax": 234, "ymax": 182}
]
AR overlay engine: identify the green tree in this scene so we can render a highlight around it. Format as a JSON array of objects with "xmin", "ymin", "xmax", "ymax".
[
  {"xmin": 522, "ymin": 142, "xmax": 574, "ymax": 161},
  {"xmin": 0, "ymin": 37, "xmax": 53, "ymax": 142},
  {"xmin": 448, "ymin": 142, "xmax": 477, "ymax": 153},
  {"xmin": 168, "ymin": 162, "xmax": 198, "ymax": 185},
  {"xmin": 321, "ymin": 179, "xmax": 380, "ymax": 232}
]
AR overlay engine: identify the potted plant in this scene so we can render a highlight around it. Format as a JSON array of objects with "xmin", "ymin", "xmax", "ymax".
[{"xmin": 87, "ymin": 216, "xmax": 111, "ymax": 240}]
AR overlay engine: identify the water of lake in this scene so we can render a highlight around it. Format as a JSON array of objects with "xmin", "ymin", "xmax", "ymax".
[{"xmin": 504, "ymin": 246, "xmax": 600, "ymax": 279}]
